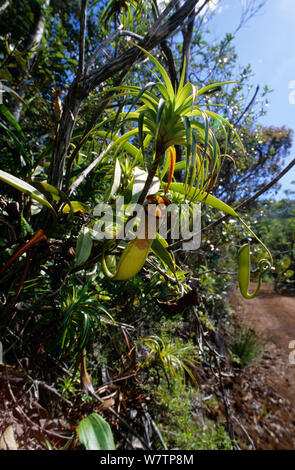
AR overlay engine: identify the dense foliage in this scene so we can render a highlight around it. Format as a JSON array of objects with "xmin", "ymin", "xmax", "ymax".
[{"xmin": 0, "ymin": 0, "xmax": 293, "ymax": 450}]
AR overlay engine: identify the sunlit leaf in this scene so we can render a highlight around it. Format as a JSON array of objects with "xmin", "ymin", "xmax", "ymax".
[
  {"xmin": 0, "ymin": 104, "xmax": 24, "ymax": 137},
  {"xmin": 62, "ymin": 201, "xmax": 90, "ymax": 214},
  {"xmin": 152, "ymin": 234, "xmax": 176, "ymax": 273},
  {"xmin": 75, "ymin": 227, "xmax": 93, "ymax": 266},
  {"xmin": 78, "ymin": 413, "xmax": 115, "ymax": 450},
  {"xmin": 167, "ymin": 182, "xmax": 238, "ymax": 217},
  {"xmin": 0, "ymin": 170, "xmax": 57, "ymax": 216},
  {"xmin": 106, "ymin": 157, "xmax": 121, "ymax": 201}
]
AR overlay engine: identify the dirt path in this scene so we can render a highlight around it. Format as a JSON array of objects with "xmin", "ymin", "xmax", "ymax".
[{"xmin": 229, "ymin": 284, "xmax": 295, "ymax": 449}]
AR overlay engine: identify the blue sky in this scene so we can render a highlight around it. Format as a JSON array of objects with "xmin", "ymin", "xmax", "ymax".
[{"xmin": 207, "ymin": 0, "xmax": 295, "ymax": 199}]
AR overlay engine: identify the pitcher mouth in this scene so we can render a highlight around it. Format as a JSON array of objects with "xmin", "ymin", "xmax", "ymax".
[{"xmin": 145, "ymin": 194, "xmax": 172, "ymax": 219}]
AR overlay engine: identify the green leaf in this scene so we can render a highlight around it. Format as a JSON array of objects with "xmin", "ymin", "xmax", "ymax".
[
  {"xmin": 175, "ymin": 83, "xmax": 193, "ymax": 111},
  {"xmin": 0, "ymin": 121, "xmax": 25, "ymax": 154},
  {"xmin": 175, "ymin": 56, "xmax": 187, "ymax": 99},
  {"xmin": 14, "ymin": 50, "xmax": 27, "ymax": 71},
  {"xmin": 174, "ymin": 160, "xmax": 186, "ymax": 171},
  {"xmin": 75, "ymin": 227, "xmax": 93, "ymax": 267},
  {"xmin": 203, "ymin": 109, "xmax": 245, "ymax": 154},
  {"xmin": 0, "ymin": 170, "xmax": 57, "ymax": 216},
  {"xmin": 160, "ymin": 148, "xmax": 171, "ymax": 179},
  {"xmin": 132, "ymin": 44, "xmax": 175, "ymax": 100},
  {"xmin": 94, "ymin": 129, "xmax": 141, "ymax": 162},
  {"xmin": 1, "ymin": 84, "xmax": 27, "ymax": 106},
  {"xmin": 121, "ymin": 177, "xmax": 134, "ymax": 204},
  {"xmin": 32, "ymin": 181, "xmax": 66, "ymax": 203},
  {"xmin": 154, "ymin": 98, "xmax": 166, "ymax": 143},
  {"xmin": 152, "ymin": 234, "xmax": 176, "ymax": 273},
  {"xmin": 138, "ymin": 110, "xmax": 145, "ymax": 162},
  {"xmin": 125, "ymin": 81, "xmax": 156, "ymax": 119},
  {"xmin": 78, "ymin": 413, "xmax": 115, "ymax": 450},
  {"xmin": 106, "ymin": 157, "xmax": 121, "ymax": 201},
  {"xmin": 197, "ymin": 81, "xmax": 238, "ymax": 97},
  {"xmin": 182, "ymin": 116, "xmax": 192, "ymax": 192},
  {"xmin": 280, "ymin": 256, "xmax": 291, "ymax": 271},
  {"xmin": 0, "ymin": 69, "xmax": 13, "ymax": 82},
  {"xmin": 0, "ymin": 104, "xmax": 24, "ymax": 137},
  {"xmin": 167, "ymin": 182, "xmax": 238, "ymax": 217},
  {"xmin": 62, "ymin": 201, "xmax": 90, "ymax": 214}
]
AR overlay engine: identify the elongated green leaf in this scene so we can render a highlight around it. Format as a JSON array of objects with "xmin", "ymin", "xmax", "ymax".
[
  {"xmin": 0, "ymin": 69, "xmax": 13, "ymax": 82},
  {"xmin": 174, "ymin": 161, "xmax": 186, "ymax": 171},
  {"xmin": 132, "ymin": 44, "xmax": 175, "ymax": 100},
  {"xmin": 1, "ymin": 84, "xmax": 27, "ymax": 106},
  {"xmin": 138, "ymin": 110, "xmax": 145, "ymax": 163},
  {"xmin": 160, "ymin": 148, "xmax": 171, "ymax": 179},
  {"xmin": 197, "ymin": 81, "xmax": 238, "ymax": 97},
  {"xmin": 182, "ymin": 116, "xmax": 192, "ymax": 192},
  {"xmin": 175, "ymin": 83, "xmax": 193, "ymax": 111},
  {"xmin": 0, "ymin": 121, "xmax": 25, "ymax": 154},
  {"xmin": 154, "ymin": 98, "xmax": 166, "ymax": 144},
  {"xmin": 78, "ymin": 413, "xmax": 115, "ymax": 450},
  {"xmin": 106, "ymin": 157, "xmax": 121, "ymax": 201},
  {"xmin": 121, "ymin": 177, "xmax": 134, "ymax": 204},
  {"xmin": 189, "ymin": 135, "xmax": 199, "ymax": 195},
  {"xmin": 155, "ymin": 81, "xmax": 170, "ymax": 101},
  {"xmin": 0, "ymin": 170, "xmax": 57, "ymax": 216},
  {"xmin": 152, "ymin": 234, "xmax": 176, "ymax": 273},
  {"xmin": 167, "ymin": 182, "xmax": 238, "ymax": 217},
  {"xmin": 176, "ymin": 56, "xmax": 187, "ymax": 98},
  {"xmin": 110, "ymin": 82, "xmax": 156, "ymax": 141},
  {"xmin": 32, "ymin": 181, "xmax": 66, "ymax": 202},
  {"xmin": 113, "ymin": 86, "xmax": 159, "ymax": 111},
  {"xmin": 62, "ymin": 201, "xmax": 90, "ymax": 214},
  {"xmin": 0, "ymin": 104, "xmax": 24, "ymax": 137},
  {"xmin": 125, "ymin": 81, "xmax": 156, "ymax": 117},
  {"xmin": 75, "ymin": 227, "xmax": 93, "ymax": 267},
  {"xmin": 203, "ymin": 109, "xmax": 245, "ymax": 154},
  {"xmin": 94, "ymin": 130, "xmax": 141, "ymax": 161}
]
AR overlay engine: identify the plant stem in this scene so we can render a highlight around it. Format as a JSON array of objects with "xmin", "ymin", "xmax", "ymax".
[{"xmin": 137, "ymin": 152, "xmax": 162, "ymax": 206}]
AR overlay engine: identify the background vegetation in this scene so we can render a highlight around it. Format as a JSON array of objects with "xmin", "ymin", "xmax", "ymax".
[{"xmin": 0, "ymin": 0, "xmax": 294, "ymax": 450}]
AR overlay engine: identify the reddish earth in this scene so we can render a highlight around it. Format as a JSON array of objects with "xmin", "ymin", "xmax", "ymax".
[{"xmin": 228, "ymin": 284, "xmax": 295, "ymax": 449}]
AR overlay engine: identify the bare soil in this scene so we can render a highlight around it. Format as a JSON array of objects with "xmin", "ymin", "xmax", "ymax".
[{"xmin": 228, "ymin": 283, "xmax": 295, "ymax": 449}]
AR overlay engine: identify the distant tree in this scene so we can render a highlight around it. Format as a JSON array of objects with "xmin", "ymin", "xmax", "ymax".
[
  {"xmin": 136, "ymin": 4, "xmax": 294, "ymax": 205},
  {"xmin": 216, "ymin": 125, "xmax": 293, "ymax": 203},
  {"xmin": 176, "ymin": 13, "xmax": 293, "ymax": 204}
]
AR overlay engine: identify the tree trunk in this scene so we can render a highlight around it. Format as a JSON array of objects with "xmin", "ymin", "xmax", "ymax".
[
  {"xmin": 48, "ymin": 82, "xmax": 85, "ymax": 190},
  {"xmin": 48, "ymin": 0, "xmax": 203, "ymax": 191},
  {"xmin": 11, "ymin": 0, "xmax": 50, "ymax": 122}
]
